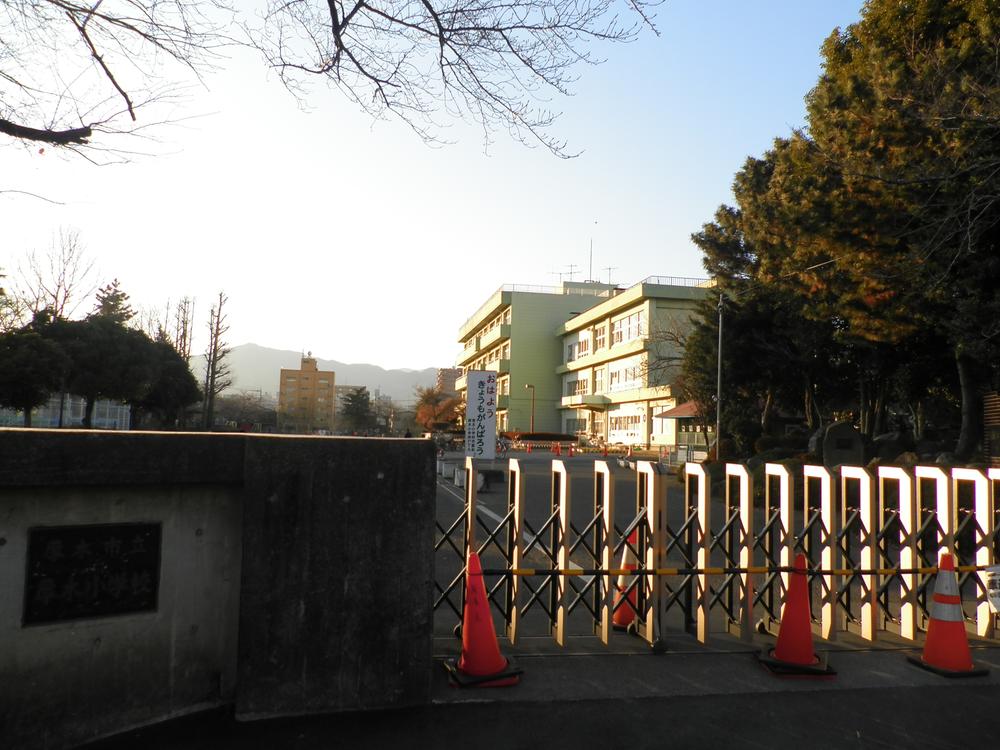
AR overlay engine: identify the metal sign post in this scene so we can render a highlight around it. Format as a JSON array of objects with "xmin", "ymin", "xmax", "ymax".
[{"xmin": 464, "ymin": 371, "xmax": 497, "ymax": 550}]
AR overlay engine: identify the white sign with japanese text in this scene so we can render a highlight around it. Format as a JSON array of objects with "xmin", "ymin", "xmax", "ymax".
[
  {"xmin": 986, "ymin": 565, "xmax": 1000, "ymax": 614},
  {"xmin": 464, "ymin": 370, "xmax": 497, "ymax": 460}
]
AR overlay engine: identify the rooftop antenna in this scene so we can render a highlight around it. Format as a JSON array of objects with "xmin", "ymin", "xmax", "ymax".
[
  {"xmin": 565, "ymin": 263, "xmax": 578, "ymax": 281},
  {"xmin": 603, "ymin": 266, "xmax": 618, "ymax": 286},
  {"xmin": 588, "ymin": 220, "xmax": 598, "ymax": 282}
]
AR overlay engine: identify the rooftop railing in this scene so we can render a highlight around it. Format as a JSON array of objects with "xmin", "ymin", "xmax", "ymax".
[
  {"xmin": 636, "ymin": 275, "xmax": 715, "ymax": 288},
  {"xmin": 459, "ymin": 277, "xmax": 714, "ymax": 336}
]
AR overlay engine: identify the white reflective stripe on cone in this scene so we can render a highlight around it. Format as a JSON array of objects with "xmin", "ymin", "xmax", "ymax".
[
  {"xmin": 930, "ymin": 600, "xmax": 965, "ymax": 623},
  {"xmin": 935, "ymin": 570, "xmax": 960, "ymax": 597}
]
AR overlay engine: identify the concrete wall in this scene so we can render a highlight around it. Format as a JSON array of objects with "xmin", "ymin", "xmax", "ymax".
[{"xmin": 0, "ymin": 429, "xmax": 436, "ymax": 750}]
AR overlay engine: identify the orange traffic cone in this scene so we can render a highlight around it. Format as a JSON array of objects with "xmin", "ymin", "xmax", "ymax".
[
  {"xmin": 526, "ymin": 442, "xmax": 532, "ymax": 454},
  {"xmin": 602, "ymin": 444, "xmax": 608, "ymax": 458},
  {"xmin": 568, "ymin": 444, "xmax": 574, "ymax": 457},
  {"xmin": 757, "ymin": 553, "xmax": 835, "ymax": 676},
  {"xmin": 906, "ymin": 553, "xmax": 988, "ymax": 677},
  {"xmin": 627, "ymin": 445, "xmax": 633, "ymax": 459},
  {"xmin": 612, "ymin": 530, "xmax": 640, "ymax": 630},
  {"xmin": 443, "ymin": 552, "xmax": 522, "ymax": 687},
  {"xmin": 554, "ymin": 442, "xmax": 561, "ymax": 456}
]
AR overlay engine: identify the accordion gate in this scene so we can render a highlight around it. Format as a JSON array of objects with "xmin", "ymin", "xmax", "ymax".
[{"xmin": 434, "ymin": 458, "xmax": 1000, "ymax": 645}]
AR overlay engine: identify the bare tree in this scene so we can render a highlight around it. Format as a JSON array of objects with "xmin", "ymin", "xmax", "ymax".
[
  {"xmin": 173, "ymin": 296, "xmax": 196, "ymax": 361},
  {"xmin": 135, "ymin": 296, "xmax": 193, "ymax": 354},
  {"xmin": 135, "ymin": 299, "xmax": 172, "ymax": 341},
  {"xmin": 202, "ymin": 291, "xmax": 233, "ymax": 428},
  {"xmin": 0, "ymin": 268, "xmax": 28, "ymax": 332},
  {"xmin": 1, "ymin": 1, "xmax": 226, "ymax": 157},
  {"xmin": 642, "ymin": 316, "xmax": 691, "ymax": 387},
  {"xmin": 251, "ymin": 0, "xmax": 658, "ymax": 155},
  {"xmin": 3, "ymin": 1, "xmax": 658, "ymax": 159},
  {"xmin": 17, "ymin": 229, "xmax": 98, "ymax": 318}
]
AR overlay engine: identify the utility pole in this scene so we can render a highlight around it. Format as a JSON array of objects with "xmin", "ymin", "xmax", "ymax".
[
  {"xmin": 524, "ymin": 383, "xmax": 536, "ymax": 432},
  {"xmin": 716, "ymin": 293, "xmax": 724, "ymax": 459},
  {"xmin": 603, "ymin": 266, "xmax": 617, "ymax": 286}
]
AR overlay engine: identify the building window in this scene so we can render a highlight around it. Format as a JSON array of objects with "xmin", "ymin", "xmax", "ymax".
[
  {"xmin": 594, "ymin": 326, "xmax": 606, "ymax": 350},
  {"xmin": 578, "ymin": 337, "xmax": 590, "ymax": 356},
  {"xmin": 609, "ymin": 414, "xmax": 644, "ymax": 431},
  {"xmin": 608, "ymin": 356, "xmax": 642, "ymax": 392},
  {"xmin": 612, "ymin": 319, "xmax": 623, "ymax": 344},
  {"xmin": 611, "ymin": 312, "xmax": 645, "ymax": 345},
  {"xmin": 594, "ymin": 367, "xmax": 605, "ymax": 393}
]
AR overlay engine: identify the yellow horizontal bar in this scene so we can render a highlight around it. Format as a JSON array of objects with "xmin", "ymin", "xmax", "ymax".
[{"xmin": 496, "ymin": 564, "xmax": 988, "ymax": 577}]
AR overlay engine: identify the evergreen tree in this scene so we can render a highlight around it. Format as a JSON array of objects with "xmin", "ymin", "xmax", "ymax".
[
  {"xmin": 801, "ymin": 0, "xmax": 1000, "ymax": 456},
  {"xmin": 132, "ymin": 340, "xmax": 202, "ymax": 429},
  {"xmin": 92, "ymin": 279, "xmax": 136, "ymax": 324},
  {"xmin": 341, "ymin": 388, "xmax": 375, "ymax": 432}
]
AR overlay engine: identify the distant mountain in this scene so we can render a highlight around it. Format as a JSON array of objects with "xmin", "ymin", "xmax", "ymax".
[{"xmin": 190, "ymin": 343, "xmax": 437, "ymax": 403}]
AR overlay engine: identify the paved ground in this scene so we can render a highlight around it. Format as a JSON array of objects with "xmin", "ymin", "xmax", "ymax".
[{"xmin": 87, "ymin": 633, "xmax": 1000, "ymax": 750}]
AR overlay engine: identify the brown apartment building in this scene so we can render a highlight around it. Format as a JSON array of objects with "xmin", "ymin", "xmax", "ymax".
[{"xmin": 277, "ymin": 354, "xmax": 336, "ymax": 434}]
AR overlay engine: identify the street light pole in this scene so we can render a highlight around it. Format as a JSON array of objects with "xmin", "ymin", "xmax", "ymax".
[
  {"xmin": 524, "ymin": 383, "xmax": 536, "ymax": 432},
  {"xmin": 716, "ymin": 293, "xmax": 724, "ymax": 460}
]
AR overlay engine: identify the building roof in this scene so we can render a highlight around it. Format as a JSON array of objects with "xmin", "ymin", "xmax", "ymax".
[
  {"xmin": 654, "ymin": 401, "xmax": 702, "ymax": 419},
  {"xmin": 457, "ymin": 281, "xmax": 616, "ymax": 342},
  {"xmin": 555, "ymin": 276, "xmax": 712, "ymax": 335}
]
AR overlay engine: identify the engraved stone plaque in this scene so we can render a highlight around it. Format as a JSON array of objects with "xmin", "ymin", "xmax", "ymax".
[{"xmin": 23, "ymin": 523, "xmax": 161, "ymax": 625}]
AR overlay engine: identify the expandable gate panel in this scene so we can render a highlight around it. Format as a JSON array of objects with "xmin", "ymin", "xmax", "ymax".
[{"xmin": 433, "ymin": 459, "xmax": 1000, "ymax": 647}]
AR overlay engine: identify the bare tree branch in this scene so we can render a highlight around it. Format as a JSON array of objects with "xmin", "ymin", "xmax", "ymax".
[
  {"xmin": 1, "ymin": 0, "xmax": 227, "ymax": 155},
  {"xmin": 2, "ymin": 0, "xmax": 658, "ymax": 157},
  {"xmin": 0, "ymin": 189, "xmax": 65, "ymax": 204},
  {"xmin": 250, "ymin": 0, "xmax": 660, "ymax": 155}
]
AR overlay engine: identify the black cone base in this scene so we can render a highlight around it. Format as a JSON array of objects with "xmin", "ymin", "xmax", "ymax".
[
  {"xmin": 905, "ymin": 653, "xmax": 988, "ymax": 679},
  {"xmin": 442, "ymin": 657, "xmax": 523, "ymax": 687},
  {"xmin": 757, "ymin": 647, "xmax": 836, "ymax": 677}
]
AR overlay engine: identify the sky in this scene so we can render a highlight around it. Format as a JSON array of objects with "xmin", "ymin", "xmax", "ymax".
[{"xmin": 2, "ymin": 1, "xmax": 863, "ymax": 371}]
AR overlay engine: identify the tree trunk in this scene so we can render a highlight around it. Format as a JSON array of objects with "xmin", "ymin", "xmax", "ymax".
[
  {"xmin": 23, "ymin": 409, "xmax": 32, "ymax": 427},
  {"xmin": 954, "ymin": 350, "xmax": 983, "ymax": 461},
  {"xmin": 83, "ymin": 397, "xmax": 95, "ymax": 429},
  {"xmin": 908, "ymin": 401, "xmax": 926, "ymax": 442},
  {"xmin": 761, "ymin": 388, "xmax": 774, "ymax": 434},
  {"xmin": 872, "ymin": 380, "xmax": 888, "ymax": 436},
  {"xmin": 858, "ymin": 377, "xmax": 886, "ymax": 438},
  {"xmin": 858, "ymin": 378, "xmax": 868, "ymax": 435},
  {"xmin": 804, "ymin": 384, "xmax": 815, "ymax": 431}
]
